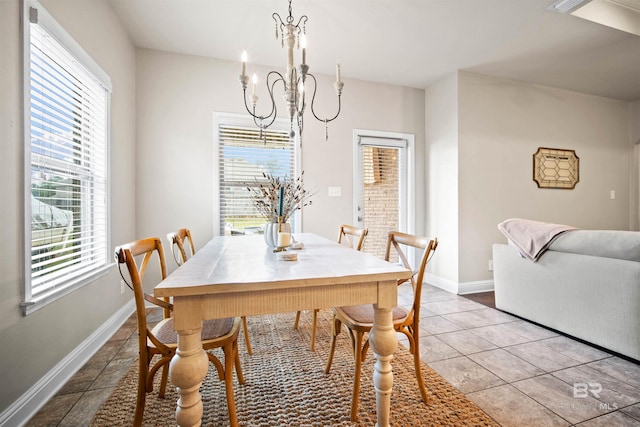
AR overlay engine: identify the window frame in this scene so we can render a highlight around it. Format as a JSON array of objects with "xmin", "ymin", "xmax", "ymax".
[
  {"xmin": 21, "ymin": 0, "xmax": 113, "ymax": 315},
  {"xmin": 213, "ymin": 112, "xmax": 302, "ymax": 236}
]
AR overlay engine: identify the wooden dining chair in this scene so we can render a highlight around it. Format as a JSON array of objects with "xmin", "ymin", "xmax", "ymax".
[
  {"xmin": 293, "ymin": 224, "xmax": 368, "ymax": 351},
  {"xmin": 115, "ymin": 237, "xmax": 245, "ymax": 427},
  {"xmin": 167, "ymin": 228, "xmax": 254, "ymax": 356},
  {"xmin": 324, "ymin": 231, "xmax": 438, "ymax": 421}
]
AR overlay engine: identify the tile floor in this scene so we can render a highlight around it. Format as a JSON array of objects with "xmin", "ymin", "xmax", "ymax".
[{"xmin": 26, "ymin": 285, "xmax": 640, "ymax": 426}]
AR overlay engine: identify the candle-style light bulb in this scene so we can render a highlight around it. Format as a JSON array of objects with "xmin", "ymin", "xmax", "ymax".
[
  {"xmin": 298, "ymin": 80, "xmax": 304, "ymax": 95},
  {"xmin": 252, "ymin": 74, "xmax": 257, "ymax": 97},
  {"xmin": 241, "ymin": 50, "xmax": 247, "ymax": 78},
  {"xmin": 300, "ymin": 34, "xmax": 307, "ymax": 65},
  {"xmin": 336, "ymin": 61, "xmax": 341, "ymax": 83}
]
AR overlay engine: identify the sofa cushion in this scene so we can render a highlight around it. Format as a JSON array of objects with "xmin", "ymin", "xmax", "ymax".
[{"xmin": 549, "ymin": 230, "xmax": 640, "ymax": 262}]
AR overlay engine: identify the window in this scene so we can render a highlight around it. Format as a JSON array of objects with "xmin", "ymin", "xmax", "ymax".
[
  {"xmin": 23, "ymin": 1, "xmax": 112, "ymax": 314},
  {"xmin": 214, "ymin": 114, "xmax": 299, "ymax": 236}
]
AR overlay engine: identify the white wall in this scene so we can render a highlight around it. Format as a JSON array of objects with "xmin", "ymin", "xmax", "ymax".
[
  {"xmin": 630, "ymin": 100, "xmax": 640, "ymax": 230},
  {"xmin": 424, "ymin": 74, "xmax": 459, "ymax": 289},
  {"xmin": 135, "ymin": 48, "xmax": 426, "ymax": 287},
  {"xmin": 0, "ymin": 0, "xmax": 136, "ymax": 414},
  {"xmin": 457, "ymin": 72, "xmax": 632, "ymax": 284}
]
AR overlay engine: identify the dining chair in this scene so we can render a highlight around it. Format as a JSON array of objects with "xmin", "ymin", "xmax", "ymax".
[
  {"xmin": 293, "ymin": 224, "xmax": 368, "ymax": 351},
  {"xmin": 115, "ymin": 237, "xmax": 245, "ymax": 427},
  {"xmin": 167, "ymin": 228, "xmax": 254, "ymax": 356},
  {"xmin": 324, "ymin": 231, "xmax": 438, "ymax": 421}
]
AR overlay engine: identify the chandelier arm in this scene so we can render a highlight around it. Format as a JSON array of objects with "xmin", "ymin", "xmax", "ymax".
[
  {"xmin": 307, "ymin": 73, "xmax": 342, "ymax": 124},
  {"xmin": 241, "ymin": 89, "xmax": 258, "ymax": 118},
  {"xmin": 265, "ymin": 71, "xmax": 286, "ymax": 120},
  {"xmin": 259, "ymin": 73, "xmax": 284, "ymax": 129},
  {"xmin": 242, "ymin": 71, "xmax": 287, "ymax": 128},
  {"xmin": 294, "ymin": 15, "xmax": 308, "ymax": 32},
  {"xmin": 272, "ymin": 13, "xmax": 285, "ymax": 27}
]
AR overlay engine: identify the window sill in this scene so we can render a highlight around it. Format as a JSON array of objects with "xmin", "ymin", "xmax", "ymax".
[{"xmin": 21, "ymin": 263, "xmax": 114, "ymax": 315}]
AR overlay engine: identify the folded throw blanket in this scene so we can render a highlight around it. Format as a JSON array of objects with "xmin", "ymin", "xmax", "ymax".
[{"xmin": 498, "ymin": 218, "xmax": 577, "ymax": 262}]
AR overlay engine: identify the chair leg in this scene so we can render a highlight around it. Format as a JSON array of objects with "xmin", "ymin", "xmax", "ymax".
[
  {"xmin": 234, "ymin": 339, "xmax": 246, "ymax": 385},
  {"xmin": 223, "ymin": 342, "xmax": 239, "ymax": 427},
  {"xmin": 293, "ymin": 310, "xmax": 302, "ymax": 329},
  {"xmin": 158, "ymin": 362, "xmax": 169, "ymax": 398},
  {"xmin": 310, "ymin": 309, "xmax": 318, "ymax": 352},
  {"xmin": 295, "ymin": 309, "xmax": 319, "ymax": 351},
  {"xmin": 134, "ymin": 358, "xmax": 147, "ymax": 426},
  {"xmin": 207, "ymin": 352, "xmax": 225, "ymax": 381},
  {"xmin": 411, "ymin": 329, "xmax": 429, "ymax": 403},
  {"xmin": 242, "ymin": 316, "xmax": 253, "ymax": 355},
  {"xmin": 324, "ymin": 316, "xmax": 342, "ymax": 374},
  {"xmin": 350, "ymin": 331, "xmax": 365, "ymax": 422}
]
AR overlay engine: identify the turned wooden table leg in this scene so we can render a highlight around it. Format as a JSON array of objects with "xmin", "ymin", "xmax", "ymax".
[
  {"xmin": 170, "ymin": 328, "xmax": 208, "ymax": 427},
  {"xmin": 170, "ymin": 297, "xmax": 209, "ymax": 427},
  {"xmin": 369, "ymin": 303, "xmax": 397, "ymax": 427}
]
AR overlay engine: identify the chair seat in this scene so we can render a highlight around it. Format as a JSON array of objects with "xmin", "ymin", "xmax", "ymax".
[
  {"xmin": 151, "ymin": 317, "xmax": 237, "ymax": 346},
  {"xmin": 335, "ymin": 305, "xmax": 408, "ymax": 327}
]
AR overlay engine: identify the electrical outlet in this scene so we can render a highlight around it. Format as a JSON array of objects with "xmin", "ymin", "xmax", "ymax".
[
  {"xmin": 488, "ymin": 260, "xmax": 493, "ymax": 271},
  {"xmin": 120, "ymin": 279, "xmax": 126, "ymax": 294}
]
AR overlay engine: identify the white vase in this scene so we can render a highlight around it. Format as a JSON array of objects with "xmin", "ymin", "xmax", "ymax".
[{"xmin": 264, "ymin": 222, "xmax": 291, "ymax": 247}]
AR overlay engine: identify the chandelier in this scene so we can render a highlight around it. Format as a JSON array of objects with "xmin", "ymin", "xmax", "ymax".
[{"xmin": 239, "ymin": 0, "xmax": 344, "ymax": 142}]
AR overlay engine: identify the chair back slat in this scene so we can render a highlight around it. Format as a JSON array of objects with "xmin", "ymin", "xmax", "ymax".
[
  {"xmin": 338, "ymin": 224, "xmax": 368, "ymax": 251},
  {"xmin": 167, "ymin": 228, "xmax": 195, "ymax": 266}
]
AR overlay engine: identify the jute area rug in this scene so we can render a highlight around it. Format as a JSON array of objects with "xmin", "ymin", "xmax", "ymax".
[{"xmin": 92, "ymin": 310, "xmax": 498, "ymax": 426}]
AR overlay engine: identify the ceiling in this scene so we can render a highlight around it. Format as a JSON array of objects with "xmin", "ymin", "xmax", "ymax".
[{"xmin": 107, "ymin": 0, "xmax": 640, "ymax": 102}]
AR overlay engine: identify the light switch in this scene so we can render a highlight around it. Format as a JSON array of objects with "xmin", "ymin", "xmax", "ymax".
[{"xmin": 328, "ymin": 186, "xmax": 342, "ymax": 197}]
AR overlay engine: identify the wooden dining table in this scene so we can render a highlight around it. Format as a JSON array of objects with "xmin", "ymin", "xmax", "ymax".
[{"xmin": 154, "ymin": 232, "xmax": 412, "ymax": 427}]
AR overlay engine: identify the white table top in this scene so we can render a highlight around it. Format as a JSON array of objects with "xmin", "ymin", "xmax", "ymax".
[{"xmin": 155, "ymin": 233, "xmax": 411, "ymax": 298}]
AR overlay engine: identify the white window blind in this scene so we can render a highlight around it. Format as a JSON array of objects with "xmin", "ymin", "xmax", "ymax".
[
  {"xmin": 24, "ymin": 2, "xmax": 111, "ymax": 313},
  {"xmin": 217, "ymin": 123, "xmax": 296, "ymax": 235}
]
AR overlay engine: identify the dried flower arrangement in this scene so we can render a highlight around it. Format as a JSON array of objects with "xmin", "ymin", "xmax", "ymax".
[{"xmin": 247, "ymin": 171, "xmax": 315, "ymax": 223}]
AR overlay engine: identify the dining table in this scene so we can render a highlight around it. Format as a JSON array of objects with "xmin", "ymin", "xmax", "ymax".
[{"xmin": 154, "ymin": 232, "xmax": 412, "ymax": 427}]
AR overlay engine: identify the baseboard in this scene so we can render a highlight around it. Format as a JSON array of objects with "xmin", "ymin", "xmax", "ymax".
[
  {"xmin": 424, "ymin": 273, "xmax": 495, "ymax": 295},
  {"xmin": 458, "ymin": 280, "xmax": 494, "ymax": 295},
  {"xmin": 424, "ymin": 273, "xmax": 459, "ymax": 294},
  {"xmin": 0, "ymin": 300, "xmax": 135, "ymax": 427}
]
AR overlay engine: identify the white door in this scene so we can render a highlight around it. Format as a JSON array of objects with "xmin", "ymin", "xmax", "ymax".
[{"xmin": 354, "ymin": 130, "xmax": 414, "ymax": 259}]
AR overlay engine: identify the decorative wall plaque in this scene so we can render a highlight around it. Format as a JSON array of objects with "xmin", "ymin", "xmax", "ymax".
[{"xmin": 533, "ymin": 147, "xmax": 579, "ymax": 189}]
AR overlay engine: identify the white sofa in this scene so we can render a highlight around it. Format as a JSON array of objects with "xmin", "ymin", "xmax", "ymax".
[{"xmin": 493, "ymin": 229, "xmax": 640, "ymax": 361}]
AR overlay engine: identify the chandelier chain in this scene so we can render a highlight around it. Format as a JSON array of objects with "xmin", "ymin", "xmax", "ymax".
[{"xmin": 287, "ymin": 0, "xmax": 294, "ymax": 24}]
